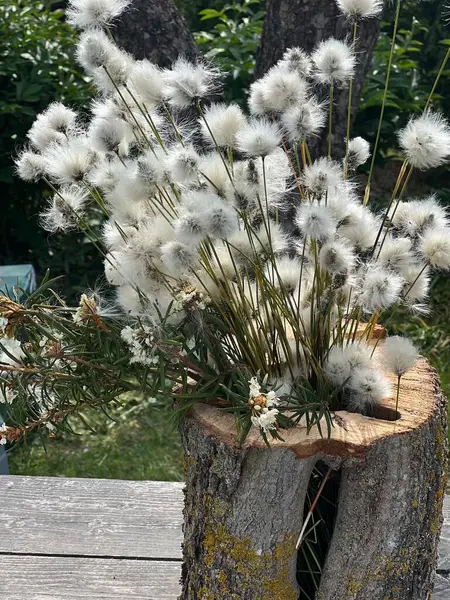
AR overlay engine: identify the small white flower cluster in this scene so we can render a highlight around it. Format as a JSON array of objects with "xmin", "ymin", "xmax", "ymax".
[
  {"xmin": 172, "ymin": 286, "xmax": 211, "ymax": 313},
  {"xmin": 120, "ymin": 325, "xmax": 159, "ymax": 366},
  {"xmin": 248, "ymin": 377, "xmax": 280, "ymax": 433},
  {"xmin": 0, "ymin": 386, "xmax": 17, "ymax": 405},
  {"xmin": 73, "ymin": 293, "xmax": 99, "ymax": 324},
  {"xmin": 0, "ymin": 423, "xmax": 7, "ymax": 445}
]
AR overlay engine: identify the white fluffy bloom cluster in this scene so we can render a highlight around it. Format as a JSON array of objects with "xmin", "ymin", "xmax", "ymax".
[
  {"xmin": 248, "ymin": 377, "xmax": 280, "ymax": 433},
  {"xmin": 16, "ymin": 0, "xmax": 450, "ymax": 424},
  {"xmin": 67, "ymin": 0, "xmax": 130, "ymax": 29},
  {"xmin": 336, "ymin": 0, "xmax": 383, "ymax": 19},
  {"xmin": 324, "ymin": 342, "xmax": 392, "ymax": 414}
]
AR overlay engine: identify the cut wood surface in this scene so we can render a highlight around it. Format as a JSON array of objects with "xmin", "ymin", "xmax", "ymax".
[
  {"xmin": 189, "ymin": 354, "xmax": 439, "ymax": 459},
  {"xmin": 0, "ymin": 476, "xmax": 448, "ymax": 598},
  {"xmin": 0, "ymin": 476, "xmax": 183, "ymax": 559}
]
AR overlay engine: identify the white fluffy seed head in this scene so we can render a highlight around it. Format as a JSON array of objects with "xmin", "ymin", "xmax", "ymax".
[
  {"xmin": 265, "ymin": 257, "xmax": 302, "ymax": 294},
  {"xmin": 419, "ymin": 228, "xmax": 450, "ymax": 268},
  {"xmin": 338, "ymin": 205, "xmax": 379, "ymax": 250},
  {"xmin": 360, "ymin": 266, "xmax": 404, "ymax": 312},
  {"xmin": 67, "ymin": 0, "xmax": 131, "ymax": 29},
  {"xmin": 346, "ymin": 136, "xmax": 370, "ymax": 169},
  {"xmin": 76, "ymin": 30, "xmax": 132, "ymax": 91},
  {"xmin": 381, "ymin": 335, "xmax": 418, "ymax": 377},
  {"xmin": 295, "ymin": 204, "xmax": 335, "ymax": 241},
  {"xmin": 259, "ymin": 67, "xmax": 308, "ymax": 113},
  {"xmin": 319, "ymin": 240, "xmax": 355, "ymax": 274},
  {"xmin": 282, "ymin": 99, "xmax": 327, "ymax": 142},
  {"xmin": 312, "ymin": 38, "xmax": 356, "ymax": 85},
  {"xmin": 40, "ymin": 185, "xmax": 88, "ymax": 232},
  {"xmin": 398, "ymin": 111, "xmax": 450, "ymax": 170},
  {"xmin": 15, "ymin": 151, "xmax": 47, "ymax": 182},
  {"xmin": 89, "ymin": 117, "xmax": 128, "ymax": 154},
  {"xmin": 235, "ymin": 119, "xmax": 282, "ymax": 157},
  {"xmin": 200, "ymin": 103, "xmax": 247, "ymax": 148},
  {"xmin": 27, "ymin": 116, "xmax": 66, "ymax": 152},
  {"xmin": 302, "ymin": 157, "xmax": 343, "ymax": 196},
  {"xmin": 390, "ymin": 196, "xmax": 449, "ymax": 237},
  {"xmin": 401, "ymin": 265, "xmax": 430, "ymax": 302},
  {"xmin": 44, "ymin": 137, "xmax": 96, "ymax": 185},
  {"xmin": 166, "ymin": 145, "xmax": 199, "ymax": 185},
  {"xmin": 160, "ymin": 241, "xmax": 197, "ymax": 276},
  {"xmin": 164, "ymin": 58, "xmax": 221, "ymax": 108},
  {"xmin": 324, "ymin": 342, "xmax": 372, "ymax": 386},
  {"xmin": 248, "ymin": 80, "xmax": 269, "ymax": 116},
  {"xmin": 336, "ymin": 0, "xmax": 383, "ymax": 19},
  {"xmin": 126, "ymin": 60, "xmax": 165, "ymax": 107},
  {"xmin": 43, "ymin": 102, "xmax": 78, "ymax": 134},
  {"xmin": 278, "ymin": 47, "xmax": 313, "ymax": 78},
  {"xmin": 347, "ymin": 367, "xmax": 391, "ymax": 413},
  {"xmin": 377, "ymin": 236, "xmax": 413, "ymax": 271}
]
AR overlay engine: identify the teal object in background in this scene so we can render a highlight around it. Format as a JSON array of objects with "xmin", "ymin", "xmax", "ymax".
[
  {"xmin": 0, "ymin": 264, "xmax": 36, "ymax": 300},
  {"xmin": 0, "ymin": 264, "xmax": 36, "ymax": 474}
]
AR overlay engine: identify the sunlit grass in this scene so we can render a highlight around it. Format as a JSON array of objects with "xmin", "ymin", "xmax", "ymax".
[{"xmin": 8, "ymin": 394, "xmax": 184, "ymax": 481}]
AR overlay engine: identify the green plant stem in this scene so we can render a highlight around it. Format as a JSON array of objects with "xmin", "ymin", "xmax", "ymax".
[
  {"xmin": 344, "ymin": 21, "xmax": 358, "ymax": 179},
  {"xmin": 328, "ymin": 83, "xmax": 334, "ymax": 158},
  {"xmin": 424, "ymin": 46, "xmax": 450, "ymax": 112},
  {"xmin": 364, "ymin": 0, "xmax": 402, "ymax": 206},
  {"xmin": 395, "ymin": 375, "xmax": 401, "ymax": 413}
]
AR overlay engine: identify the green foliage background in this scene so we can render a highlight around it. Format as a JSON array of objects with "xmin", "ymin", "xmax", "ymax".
[{"xmin": 0, "ymin": 0, "xmax": 101, "ymax": 300}]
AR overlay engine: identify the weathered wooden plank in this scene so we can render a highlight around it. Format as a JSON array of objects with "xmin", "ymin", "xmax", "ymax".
[
  {"xmin": 434, "ymin": 573, "xmax": 450, "ymax": 600},
  {"xmin": 0, "ymin": 555, "xmax": 181, "ymax": 599},
  {"xmin": 0, "ymin": 476, "xmax": 183, "ymax": 559},
  {"xmin": 438, "ymin": 495, "xmax": 450, "ymax": 572}
]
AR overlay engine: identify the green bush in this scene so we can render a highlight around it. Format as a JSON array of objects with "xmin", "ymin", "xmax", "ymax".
[
  {"xmin": 193, "ymin": 0, "xmax": 265, "ymax": 105},
  {"xmin": 0, "ymin": 0, "xmax": 98, "ymax": 299},
  {"xmin": 355, "ymin": 1, "xmax": 450, "ymax": 158}
]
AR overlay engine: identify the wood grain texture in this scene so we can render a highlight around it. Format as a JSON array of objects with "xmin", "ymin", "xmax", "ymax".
[
  {"xmin": 189, "ymin": 353, "xmax": 439, "ymax": 459},
  {"xmin": 439, "ymin": 495, "xmax": 450, "ymax": 571},
  {"xmin": 0, "ymin": 556, "xmax": 181, "ymax": 600},
  {"xmin": 0, "ymin": 476, "xmax": 183, "ymax": 559}
]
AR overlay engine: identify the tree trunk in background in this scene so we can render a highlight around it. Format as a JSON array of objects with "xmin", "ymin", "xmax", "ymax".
[
  {"xmin": 178, "ymin": 350, "xmax": 448, "ymax": 599},
  {"xmin": 256, "ymin": 0, "xmax": 383, "ymax": 156},
  {"xmin": 115, "ymin": 0, "xmax": 200, "ymax": 66}
]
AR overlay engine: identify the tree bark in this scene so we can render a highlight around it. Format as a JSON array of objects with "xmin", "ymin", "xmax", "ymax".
[
  {"xmin": 114, "ymin": 0, "xmax": 200, "ymax": 66},
  {"xmin": 179, "ymin": 350, "xmax": 448, "ymax": 599},
  {"xmin": 255, "ymin": 0, "xmax": 384, "ymax": 156}
]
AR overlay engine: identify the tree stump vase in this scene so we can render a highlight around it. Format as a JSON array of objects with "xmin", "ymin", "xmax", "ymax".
[{"xmin": 179, "ymin": 346, "xmax": 448, "ymax": 600}]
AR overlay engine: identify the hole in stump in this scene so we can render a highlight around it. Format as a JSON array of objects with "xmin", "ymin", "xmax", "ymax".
[
  {"xmin": 296, "ymin": 461, "xmax": 341, "ymax": 600},
  {"xmin": 367, "ymin": 404, "xmax": 401, "ymax": 421}
]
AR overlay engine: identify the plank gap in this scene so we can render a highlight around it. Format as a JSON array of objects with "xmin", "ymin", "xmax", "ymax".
[{"xmin": 0, "ymin": 551, "xmax": 182, "ymax": 562}]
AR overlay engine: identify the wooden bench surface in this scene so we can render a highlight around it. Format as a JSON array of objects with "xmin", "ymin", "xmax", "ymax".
[{"xmin": 0, "ymin": 475, "xmax": 448, "ymax": 599}]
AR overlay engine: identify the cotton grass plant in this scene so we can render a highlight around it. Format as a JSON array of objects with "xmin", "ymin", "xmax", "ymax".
[{"xmin": 3, "ymin": 0, "xmax": 450, "ymax": 448}]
